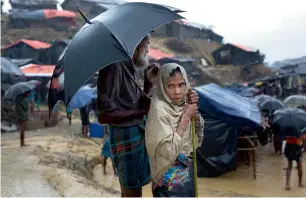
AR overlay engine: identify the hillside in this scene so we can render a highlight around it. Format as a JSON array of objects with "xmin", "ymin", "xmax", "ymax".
[{"xmin": 1, "ymin": 13, "xmax": 272, "ymax": 85}]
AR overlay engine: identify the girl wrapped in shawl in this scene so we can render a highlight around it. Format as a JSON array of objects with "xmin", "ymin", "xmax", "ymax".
[{"xmin": 145, "ymin": 63, "xmax": 204, "ymax": 197}]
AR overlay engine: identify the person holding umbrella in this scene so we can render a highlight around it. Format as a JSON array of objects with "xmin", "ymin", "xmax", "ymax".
[
  {"xmin": 3, "ymin": 82, "xmax": 36, "ymax": 146},
  {"xmin": 272, "ymin": 108, "xmax": 306, "ymax": 190},
  {"xmin": 97, "ymin": 35, "xmax": 199, "ymax": 196},
  {"xmin": 145, "ymin": 63, "xmax": 204, "ymax": 197},
  {"xmin": 59, "ymin": 3, "xmax": 188, "ymax": 196},
  {"xmin": 284, "ymin": 131, "xmax": 304, "ymax": 190}
]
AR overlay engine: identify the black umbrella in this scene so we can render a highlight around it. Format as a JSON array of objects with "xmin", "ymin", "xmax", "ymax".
[
  {"xmin": 3, "ymin": 82, "xmax": 35, "ymax": 101},
  {"xmin": 239, "ymin": 88, "xmax": 260, "ymax": 98},
  {"xmin": 260, "ymin": 98, "xmax": 285, "ymax": 115},
  {"xmin": 273, "ymin": 108, "xmax": 306, "ymax": 137},
  {"xmin": 254, "ymin": 94, "xmax": 273, "ymax": 105},
  {"xmin": 63, "ymin": 2, "xmax": 184, "ymax": 104}
]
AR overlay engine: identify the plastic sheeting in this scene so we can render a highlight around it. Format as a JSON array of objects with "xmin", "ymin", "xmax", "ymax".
[
  {"xmin": 194, "ymin": 83, "xmax": 261, "ymax": 177},
  {"xmin": 195, "ymin": 84, "xmax": 261, "ymax": 127}
]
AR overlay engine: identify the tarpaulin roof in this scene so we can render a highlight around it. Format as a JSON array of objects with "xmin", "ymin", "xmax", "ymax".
[
  {"xmin": 148, "ymin": 48, "xmax": 174, "ymax": 60},
  {"xmin": 43, "ymin": 9, "xmax": 76, "ymax": 18},
  {"xmin": 195, "ymin": 83, "xmax": 261, "ymax": 127},
  {"xmin": 10, "ymin": 9, "xmax": 75, "ymax": 20},
  {"xmin": 2, "ymin": 39, "xmax": 51, "ymax": 50},
  {"xmin": 20, "ymin": 64, "xmax": 55, "ymax": 77}
]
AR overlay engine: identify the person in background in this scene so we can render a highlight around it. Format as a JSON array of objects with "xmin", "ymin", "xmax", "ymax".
[
  {"xmin": 80, "ymin": 104, "xmax": 91, "ymax": 136},
  {"xmin": 101, "ymin": 125, "xmax": 116, "ymax": 176},
  {"xmin": 66, "ymin": 106, "xmax": 72, "ymax": 125},
  {"xmin": 270, "ymin": 114, "xmax": 283, "ymax": 155},
  {"xmin": 16, "ymin": 91, "xmax": 30, "ymax": 146},
  {"xmin": 28, "ymin": 89, "xmax": 35, "ymax": 114},
  {"xmin": 34, "ymin": 88, "xmax": 41, "ymax": 112},
  {"xmin": 91, "ymin": 98, "xmax": 98, "ymax": 119},
  {"xmin": 284, "ymin": 131, "xmax": 304, "ymax": 190}
]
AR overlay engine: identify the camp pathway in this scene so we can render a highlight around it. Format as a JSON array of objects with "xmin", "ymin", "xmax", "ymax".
[{"xmin": 1, "ymin": 121, "xmax": 305, "ymax": 197}]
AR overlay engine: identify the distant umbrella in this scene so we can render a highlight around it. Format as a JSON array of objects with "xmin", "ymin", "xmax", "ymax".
[
  {"xmin": 240, "ymin": 88, "xmax": 260, "ymax": 98},
  {"xmin": 284, "ymin": 95, "xmax": 306, "ymax": 107},
  {"xmin": 68, "ymin": 85, "xmax": 97, "ymax": 109},
  {"xmin": 260, "ymin": 98, "xmax": 285, "ymax": 115},
  {"xmin": 254, "ymin": 94, "xmax": 273, "ymax": 105},
  {"xmin": 3, "ymin": 82, "xmax": 35, "ymax": 101},
  {"xmin": 28, "ymin": 80, "xmax": 42, "ymax": 86},
  {"xmin": 93, "ymin": 86, "xmax": 97, "ymax": 95},
  {"xmin": 273, "ymin": 108, "xmax": 306, "ymax": 137}
]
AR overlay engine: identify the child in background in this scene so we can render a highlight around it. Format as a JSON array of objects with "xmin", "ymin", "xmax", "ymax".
[
  {"xmin": 16, "ymin": 91, "xmax": 30, "ymax": 146},
  {"xmin": 284, "ymin": 132, "xmax": 304, "ymax": 190},
  {"xmin": 101, "ymin": 125, "xmax": 116, "ymax": 176}
]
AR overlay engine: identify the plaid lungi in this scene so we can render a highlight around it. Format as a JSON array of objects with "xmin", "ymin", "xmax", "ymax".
[{"xmin": 109, "ymin": 124, "xmax": 151, "ymax": 188}]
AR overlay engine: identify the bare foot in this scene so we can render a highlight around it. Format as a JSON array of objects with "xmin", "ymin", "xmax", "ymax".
[
  {"xmin": 20, "ymin": 144, "xmax": 30, "ymax": 147},
  {"xmin": 285, "ymin": 186, "xmax": 291, "ymax": 190},
  {"xmin": 299, "ymin": 184, "xmax": 305, "ymax": 188},
  {"xmin": 104, "ymin": 171, "xmax": 107, "ymax": 175}
]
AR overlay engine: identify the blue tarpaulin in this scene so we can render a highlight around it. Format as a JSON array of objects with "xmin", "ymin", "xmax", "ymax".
[
  {"xmin": 194, "ymin": 83, "xmax": 261, "ymax": 177},
  {"xmin": 195, "ymin": 83, "xmax": 261, "ymax": 127}
]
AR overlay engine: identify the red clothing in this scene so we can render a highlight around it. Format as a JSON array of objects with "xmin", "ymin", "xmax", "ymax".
[{"xmin": 286, "ymin": 137, "xmax": 303, "ymax": 146}]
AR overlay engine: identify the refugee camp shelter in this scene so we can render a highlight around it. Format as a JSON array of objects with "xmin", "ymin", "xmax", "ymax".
[
  {"xmin": 20, "ymin": 64, "xmax": 56, "ymax": 100},
  {"xmin": 278, "ymin": 63, "xmax": 306, "ymax": 93},
  {"xmin": 211, "ymin": 43, "xmax": 264, "ymax": 66},
  {"xmin": 153, "ymin": 19, "xmax": 224, "ymax": 44},
  {"xmin": 62, "ymin": 0, "xmax": 116, "ymax": 13},
  {"xmin": 9, "ymin": 0, "xmax": 58, "ymax": 10},
  {"xmin": 147, "ymin": 48, "xmax": 174, "ymax": 61},
  {"xmin": 195, "ymin": 83, "xmax": 261, "ymax": 177},
  {"xmin": 9, "ymin": 9, "xmax": 76, "ymax": 30},
  {"xmin": 1, "ymin": 39, "xmax": 51, "ymax": 60}
]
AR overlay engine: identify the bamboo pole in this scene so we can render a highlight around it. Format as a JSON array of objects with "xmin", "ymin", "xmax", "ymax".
[{"xmin": 192, "ymin": 119, "xmax": 198, "ymax": 197}]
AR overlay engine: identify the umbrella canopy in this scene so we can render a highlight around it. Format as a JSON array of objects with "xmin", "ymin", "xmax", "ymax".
[
  {"xmin": 68, "ymin": 85, "xmax": 97, "ymax": 109},
  {"xmin": 3, "ymin": 82, "xmax": 35, "ymax": 101},
  {"xmin": 63, "ymin": 2, "xmax": 184, "ymax": 104},
  {"xmin": 254, "ymin": 94, "xmax": 273, "ymax": 105},
  {"xmin": 28, "ymin": 80, "xmax": 42, "ymax": 86},
  {"xmin": 284, "ymin": 95, "xmax": 306, "ymax": 107},
  {"xmin": 1, "ymin": 57, "xmax": 25, "ymax": 84},
  {"xmin": 273, "ymin": 108, "xmax": 306, "ymax": 137},
  {"xmin": 260, "ymin": 98, "xmax": 285, "ymax": 115}
]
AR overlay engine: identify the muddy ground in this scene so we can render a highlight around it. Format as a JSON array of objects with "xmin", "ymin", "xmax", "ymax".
[{"xmin": 1, "ymin": 119, "xmax": 305, "ymax": 197}]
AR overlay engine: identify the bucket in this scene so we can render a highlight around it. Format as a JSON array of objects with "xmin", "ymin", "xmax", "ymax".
[{"xmin": 89, "ymin": 123, "xmax": 104, "ymax": 138}]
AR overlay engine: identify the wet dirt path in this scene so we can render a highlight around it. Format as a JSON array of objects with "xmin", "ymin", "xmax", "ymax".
[
  {"xmin": 1, "ymin": 146, "xmax": 60, "ymax": 197},
  {"xmin": 1, "ymin": 121, "xmax": 306, "ymax": 197}
]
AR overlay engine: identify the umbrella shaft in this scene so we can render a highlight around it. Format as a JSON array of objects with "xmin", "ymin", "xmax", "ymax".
[{"xmin": 192, "ymin": 119, "xmax": 198, "ymax": 197}]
